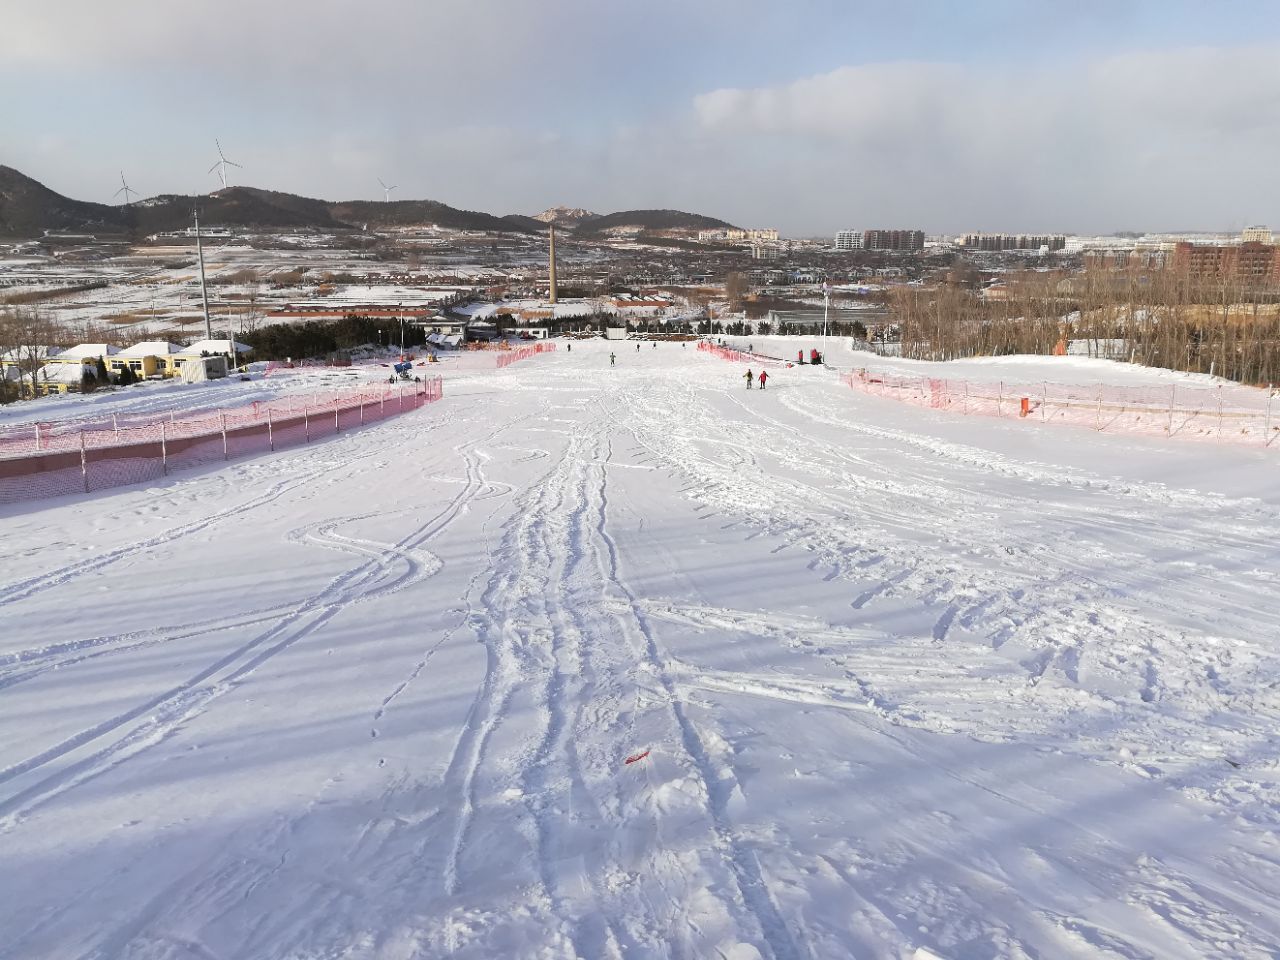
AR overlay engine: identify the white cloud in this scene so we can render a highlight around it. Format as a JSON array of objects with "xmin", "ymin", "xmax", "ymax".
[
  {"xmin": 3, "ymin": 1, "xmax": 1278, "ymax": 235},
  {"xmin": 687, "ymin": 47, "xmax": 1280, "ymax": 232}
]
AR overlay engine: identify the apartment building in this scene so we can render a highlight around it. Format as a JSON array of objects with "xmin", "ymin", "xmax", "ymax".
[
  {"xmin": 861, "ymin": 229, "xmax": 925, "ymax": 252},
  {"xmin": 960, "ymin": 233, "xmax": 1067, "ymax": 252},
  {"xmin": 835, "ymin": 230, "xmax": 863, "ymax": 251},
  {"xmin": 1171, "ymin": 241, "xmax": 1280, "ymax": 283}
]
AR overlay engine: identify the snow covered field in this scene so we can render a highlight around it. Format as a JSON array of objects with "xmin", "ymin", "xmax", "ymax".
[{"xmin": 3, "ymin": 340, "xmax": 1280, "ymax": 959}]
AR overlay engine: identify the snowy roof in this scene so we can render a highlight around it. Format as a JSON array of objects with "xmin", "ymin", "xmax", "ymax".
[
  {"xmin": 179, "ymin": 339, "xmax": 252, "ymax": 355},
  {"xmin": 38, "ymin": 362, "xmax": 97, "ymax": 384},
  {"xmin": 0, "ymin": 345, "xmax": 61, "ymax": 363},
  {"xmin": 118, "ymin": 340, "xmax": 184, "ymax": 357},
  {"xmin": 453, "ymin": 302, "xmax": 499, "ymax": 318},
  {"xmin": 54, "ymin": 343, "xmax": 120, "ymax": 360}
]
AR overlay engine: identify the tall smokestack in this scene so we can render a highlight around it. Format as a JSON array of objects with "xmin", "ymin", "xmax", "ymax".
[{"xmin": 548, "ymin": 223, "xmax": 558, "ymax": 304}]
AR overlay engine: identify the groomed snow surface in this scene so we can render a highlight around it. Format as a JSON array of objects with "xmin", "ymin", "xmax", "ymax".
[{"xmin": 3, "ymin": 341, "xmax": 1280, "ymax": 959}]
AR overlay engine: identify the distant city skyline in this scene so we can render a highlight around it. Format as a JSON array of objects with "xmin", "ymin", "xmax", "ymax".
[{"xmin": 2, "ymin": 0, "xmax": 1278, "ymax": 236}]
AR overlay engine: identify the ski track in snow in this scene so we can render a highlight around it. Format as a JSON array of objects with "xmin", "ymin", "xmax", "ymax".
[{"xmin": 2, "ymin": 344, "xmax": 1280, "ymax": 959}]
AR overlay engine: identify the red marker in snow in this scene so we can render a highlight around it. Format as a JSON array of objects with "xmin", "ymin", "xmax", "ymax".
[{"xmin": 624, "ymin": 750, "xmax": 650, "ymax": 766}]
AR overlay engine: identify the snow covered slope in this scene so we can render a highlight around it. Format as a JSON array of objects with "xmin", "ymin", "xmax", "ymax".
[{"xmin": 2, "ymin": 341, "xmax": 1279, "ymax": 959}]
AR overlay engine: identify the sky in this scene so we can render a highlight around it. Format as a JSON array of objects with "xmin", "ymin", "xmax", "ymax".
[{"xmin": 2, "ymin": 0, "xmax": 1278, "ymax": 237}]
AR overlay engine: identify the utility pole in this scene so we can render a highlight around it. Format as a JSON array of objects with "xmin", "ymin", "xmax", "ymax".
[
  {"xmin": 548, "ymin": 223, "xmax": 558, "ymax": 304},
  {"xmin": 195, "ymin": 207, "xmax": 213, "ymax": 340},
  {"xmin": 822, "ymin": 281, "xmax": 830, "ymax": 360}
]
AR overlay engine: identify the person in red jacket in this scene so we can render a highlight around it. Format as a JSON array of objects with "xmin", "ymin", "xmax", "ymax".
[{"xmin": 758, "ymin": 369, "xmax": 769, "ymax": 390}]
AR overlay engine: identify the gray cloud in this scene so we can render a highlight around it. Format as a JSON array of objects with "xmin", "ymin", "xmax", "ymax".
[
  {"xmin": 3, "ymin": 2, "xmax": 1277, "ymax": 235},
  {"xmin": 688, "ymin": 47, "xmax": 1280, "ymax": 233}
]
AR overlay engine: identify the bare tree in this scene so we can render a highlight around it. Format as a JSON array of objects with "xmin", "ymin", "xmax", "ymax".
[
  {"xmin": 9, "ymin": 307, "xmax": 60, "ymax": 400},
  {"xmin": 724, "ymin": 272, "xmax": 748, "ymax": 313},
  {"xmin": 0, "ymin": 308, "xmax": 19, "ymax": 403}
]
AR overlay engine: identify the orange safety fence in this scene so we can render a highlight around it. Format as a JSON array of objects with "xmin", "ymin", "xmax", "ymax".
[
  {"xmin": 841, "ymin": 369, "xmax": 1280, "ymax": 448},
  {"xmin": 0, "ymin": 377, "xmax": 444, "ymax": 505},
  {"xmin": 496, "ymin": 341, "xmax": 557, "ymax": 369},
  {"xmin": 696, "ymin": 340, "xmax": 786, "ymax": 366}
]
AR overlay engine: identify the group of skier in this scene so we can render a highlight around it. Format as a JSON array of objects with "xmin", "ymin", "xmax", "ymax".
[{"xmin": 602, "ymin": 344, "xmax": 773, "ymax": 393}]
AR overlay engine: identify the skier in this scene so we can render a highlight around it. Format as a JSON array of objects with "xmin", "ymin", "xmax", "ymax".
[
  {"xmin": 567, "ymin": 343, "xmax": 571, "ymax": 352},
  {"xmin": 637, "ymin": 343, "xmax": 641, "ymax": 352},
  {"xmin": 744, "ymin": 369, "xmax": 754, "ymax": 389},
  {"xmin": 758, "ymin": 369, "xmax": 769, "ymax": 390},
  {"xmin": 610, "ymin": 352, "xmax": 616, "ymax": 366},
  {"xmin": 652, "ymin": 342, "xmax": 656, "ymax": 349}
]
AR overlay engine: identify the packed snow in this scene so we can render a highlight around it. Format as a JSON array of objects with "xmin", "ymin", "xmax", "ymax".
[{"xmin": 2, "ymin": 340, "xmax": 1280, "ymax": 959}]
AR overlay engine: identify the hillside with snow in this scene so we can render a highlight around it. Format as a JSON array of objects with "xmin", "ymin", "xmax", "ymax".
[{"xmin": 2, "ymin": 342, "xmax": 1279, "ymax": 959}]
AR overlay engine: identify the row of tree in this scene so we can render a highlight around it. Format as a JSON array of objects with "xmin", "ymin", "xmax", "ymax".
[
  {"xmin": 240, "ymin": 315, "xmax": 412, "ymax": 360},
  {"xmin": 888, "ymin": 270, "xmax": 1280, "ymax": 385}
]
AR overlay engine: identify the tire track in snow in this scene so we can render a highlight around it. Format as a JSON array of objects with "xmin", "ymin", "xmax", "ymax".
[
  {"xmin": 0, "ymin": 464, "xmax": 346, "ymax": 608},
  {"xmin": 0, "ymin": 450, "xmax": 485, "ymax": 828},
  {"xmin": 596, "ymin": 423, "xmax": 805, "ymax": 960}
]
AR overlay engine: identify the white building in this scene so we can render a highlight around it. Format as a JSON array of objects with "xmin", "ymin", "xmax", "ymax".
[
  {"xmin": 698, "ymin": 228, "xmax": 776, "ymax": 244},
  {"xmin": 1242, "ymin": 225, "xmax": 1273, "ymax": 243},
  {"xmin": 835, "ymin": 230, "xmax": 863, "ymax": 251}
]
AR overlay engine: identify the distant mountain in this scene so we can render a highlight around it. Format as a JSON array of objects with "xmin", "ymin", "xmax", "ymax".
[
  {"xmin": 533, "ymin": 206, "xmax": 600, "ymax": 226},
  {"xmin": 500, "ymin": 213, "xmax": 549, "ymax": 232},
  {"xmin": 327, "ymin": 197, "xmax": 528, "ymax": 233},
  {"xmin": 0, "ymin": 166, "xmax": 539, "ymax": 238},
  {"xmin": 0, "ymin": 165, "xmax": 128, "ymax": 236},
  {"xmin": 573, "ymin": 208, "xmax": 738, "ymax": 237},
  {"xmin": 0, "ymin": 166, "xmax": 737, "ymax": 241}
]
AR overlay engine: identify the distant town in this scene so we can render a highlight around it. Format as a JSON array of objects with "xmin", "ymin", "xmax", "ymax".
[{"xmin": 2, "ymin": 164, "xmax": 1277, "ymax": 399}]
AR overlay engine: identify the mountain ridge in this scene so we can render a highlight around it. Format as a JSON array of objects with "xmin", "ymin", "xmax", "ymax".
[{"xmin": 0, "ymin": 166, "xmax": 739, "ymax": 240}]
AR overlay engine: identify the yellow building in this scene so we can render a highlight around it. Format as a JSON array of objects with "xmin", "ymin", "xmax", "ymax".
[
  {"xmin": 27, "ymin": 361, "xmax": 99, "ymax": 396},
  {"xmin": 113, "ymin": 341, "xmax": 184, "ymax": 379},
  {"xmin": 44, "ymin": 343, "xmax": 119, "ymax": 372}
]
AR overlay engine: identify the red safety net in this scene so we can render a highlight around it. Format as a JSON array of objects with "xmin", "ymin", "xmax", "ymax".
[
  {"xmin": 0, "ymin": 377, "xmax": 444, "ymax": 505},
  {"xmin": 840, "ymin": 369, "xmax": 1280, "ymax": 448}
]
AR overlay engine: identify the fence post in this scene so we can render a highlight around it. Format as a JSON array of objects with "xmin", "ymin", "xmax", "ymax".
[
  {"xmin": 1041, "ymin": 382, "xmax": 1048, "ymax": 421},
  {"xmin": 80, "ymin": 429, "xmax": 88, "ymax": 493},
  {"xmin": 399, "ymin": 386, "xmax": 404, "ymax": 411},
  {"xmin": 267, "ymin": 406, "xmax": 274, "ymax": 451},
  {"xmin": 220, "ymin": 412, "xmax": 228, "ymax": 459},
  {"xmin": 335, "ymin": 402, "xmax": 340, "ymax": 433},
  {"xmin": 161, "ymin": 420, "xmax": 168, "ymax": 475},
  {"xmin": 381, "ymin": 389, "xmax": 386, "ymax": 417},
  {"xmin": 1095, "ymin": 385, "xmax": 1103, "ymax": 431},
  {"xmin": 1217, "ymin": 389, "xmax": 1224, "ymax": 442},
  {"xmin": 963, "ymin": 381, "xmax": 969, "ymax": 415},
  {"xmin": 997, "ymin": 381, "xmax": 1003, "ymax": 417},
  {"xmin": 1167, "ymin": 386, "xmax": 1176, "ymax": 435},
  {"xmin": 112, "ymin": 413, "xmax": 119, "ymax": 443},
  {"xmin": 304, "ymin": 405, "xmax": 310, "ymax": 443},
  {"xmin": 359, "ymin": 395, "xmax": 364, "ymax": 425},
  {"xmin": 34, "ymin": 423, "xmax": 41, "ymax": 451}
]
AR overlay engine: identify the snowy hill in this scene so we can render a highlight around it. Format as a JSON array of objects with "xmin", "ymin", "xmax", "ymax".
[{"xmin": 3, "ymin": 344, "xmax": 1279, "ymax": 958}]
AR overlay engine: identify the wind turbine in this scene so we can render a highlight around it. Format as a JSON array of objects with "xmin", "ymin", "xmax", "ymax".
[
  {"xmin": 114, "ymin": 171, "xmax": 138, "ymax": 206},
  {"xmin": 378, "ymin": 177, "xmax": 398, "ymax": 203},
  {"xmin": 208, "ymin": 139, "xmax": 242, "ymax": 190}
]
